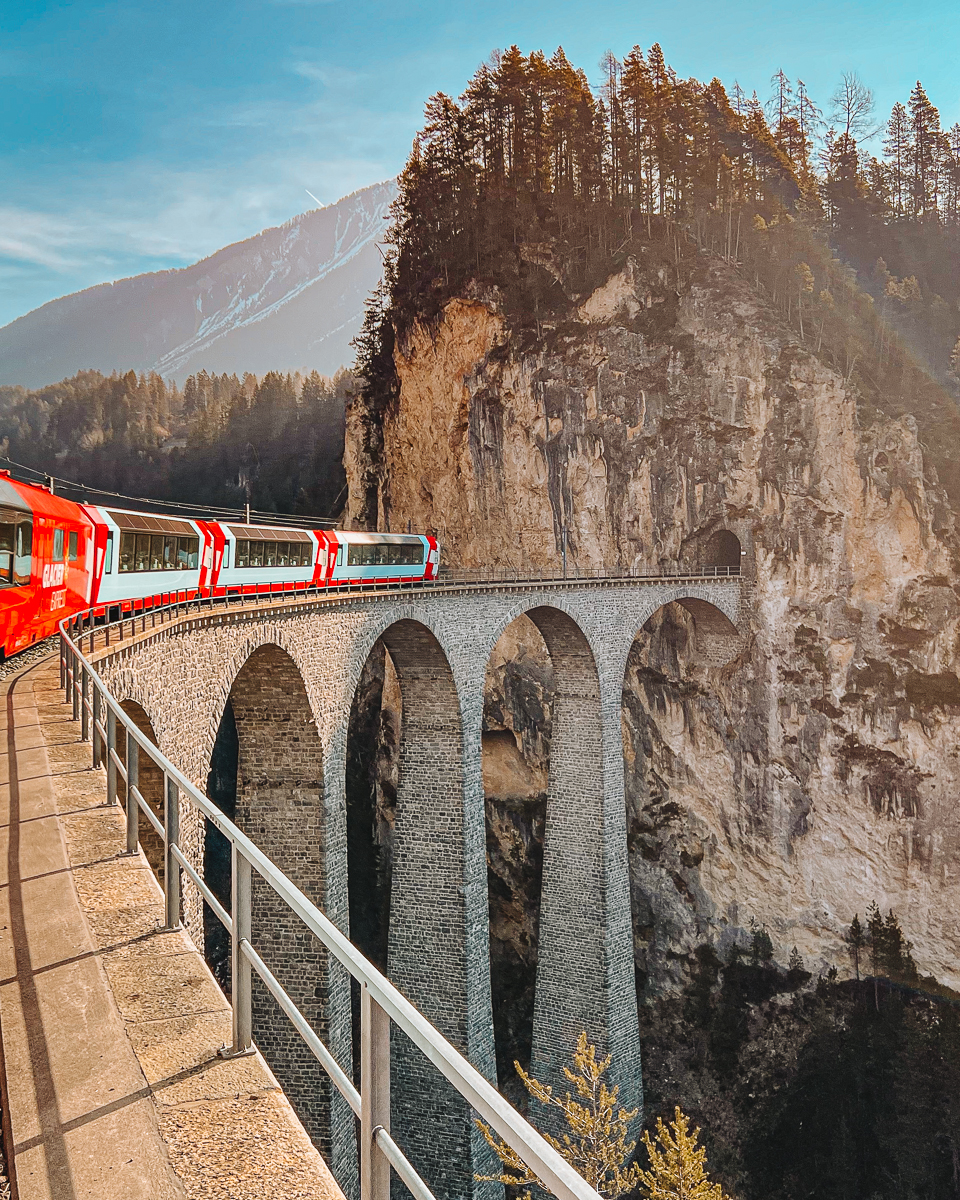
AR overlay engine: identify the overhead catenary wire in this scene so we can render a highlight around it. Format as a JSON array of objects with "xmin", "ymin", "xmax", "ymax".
[{"xmin": 0, "ymin": 456, "xmax": 341, "ymax": 529}]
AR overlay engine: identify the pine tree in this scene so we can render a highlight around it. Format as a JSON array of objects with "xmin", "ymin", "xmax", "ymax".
[
  {"xmin": 884, "ymin": 101, "xmax": 911, "ymax": 218},
  {"xmin": 636, "ymin": 1107, "xmax": 733, "ymax": 1200},
  {"xmin": 749, "ymin": 918, "xmax": 774, "ymax": 964},
  {"xmin": 846, "ymin": 913, "xmax": 866, "ymax": 980},
  {"xmin": 866, "ymin": 901, "xmax": 884, "ymax": 976},
  {"xmin": 767, "ymin": 68, "xmax": 795, "ymax": 144},
  {"xmin": 476, "ymin": 1032, "xmax": 642, "ymax": 1198},
  {"xmin": 795, "ymin": 262, "xmax": 814, "ymax": 338},
  {"xmin": 908, "ymin": 81, "xmax": 942, "ymax": 218},
  {"xmin": 830, "ymin": 71, "xmax": 876, "ymax": 141}
]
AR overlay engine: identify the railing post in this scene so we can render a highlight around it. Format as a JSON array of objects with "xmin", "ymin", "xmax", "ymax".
[
  {"xmin": 361, "ymin": 985, "xmax": 391, "ymax": 1200},
  {"xmin": 71, "ymin": 651, "xmax": 80, "ymax": 721},
  {"xmin": 164, "ymin": 776, "xmax": 181, "ymax": 930},
  {"xmin": 92, "ymin": 686, "xmax": 102, "ymax": 767},
  {"xmin": 125, "ymin": 731, "xmax": 139, "ymax": 855},
  {"xmin": 225, "ymin": 844, "xmax": 254, "ymax": 1056},
  {"xmin": 106, "ymin": 707, "xmax": 118, "ymax": 805},
  {"xmin": 59, "ymin": 634, "xmax": 66, "ymax": 690},
  {"xmin": 80, "ymin": 665, "xmax": 90, "ymax": 741}
]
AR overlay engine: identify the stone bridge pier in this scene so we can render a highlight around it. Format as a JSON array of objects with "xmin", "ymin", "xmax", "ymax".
[{"xmin": 93, "ymin": 577, "xmax": 740, "ymax": 1200}]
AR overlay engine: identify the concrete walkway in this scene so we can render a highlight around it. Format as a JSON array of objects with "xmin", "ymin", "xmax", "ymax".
[{"xmin": 0, "ymin": 655, "xmax": 344, "ymax": 1200}]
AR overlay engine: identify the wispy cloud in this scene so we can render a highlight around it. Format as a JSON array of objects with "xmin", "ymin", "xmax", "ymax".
[
  {"xmin": 289, "ymin": 60, "xmax": 369, "ymax": 88},
  {"xmin": 0, "ymin": 209, "xmax": 87, "ymax": 270}
]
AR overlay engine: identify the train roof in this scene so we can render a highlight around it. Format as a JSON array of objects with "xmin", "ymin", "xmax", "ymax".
[
  {"xmin": 0, "ymin": 473, "xmax": 94, "ymax": 523},
  {"xmin": 333, "ymin": 530, "xmax": 426, "ymax": 544}
]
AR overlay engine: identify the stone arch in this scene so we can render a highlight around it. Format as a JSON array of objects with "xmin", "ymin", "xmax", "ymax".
[
  {"xmin": 118, "ymin": 699, "xmax": 165, "ymax": 886},
  {"xmin": 344, "ymin": 616, "xmax": 497, "ymax": 1200},
  {"xmin": 618, "ymin": 592, "xmax": 741, "ymax": 1005},
  {"xmin": 224, "ymin": 643, "xmax": 340, "ymax": 1161},
  {"xmin": 480, "ymin": 614, "xmax": 553, "ymax": 1106},
  {"xmin": 704, "ymin": 528, "xmax": 743, "ymax": 570},
  {"xmin": 615, "ymin": 593, "xmax": 742, "ymax": 685},
  {"xmin": 198, "ymin": 624, "xmax": 310, "ymax": 780},
  {"xmin": 475, "ymin": 599, "xmax": 642, "ymax": 1127}
]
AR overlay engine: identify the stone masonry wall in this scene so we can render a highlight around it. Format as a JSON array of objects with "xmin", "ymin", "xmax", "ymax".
[{"xmin": 93, "ymin": 577, "xmax": 740, "ymax": 1199}]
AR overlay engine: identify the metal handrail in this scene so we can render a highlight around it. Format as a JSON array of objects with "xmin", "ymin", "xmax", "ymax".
[
  {"xmin": 62, "ymin": 562, "xmax": 740, "ymax": 661},
  {"xmin": 58, "ymin": 616, "xmax": 605, "ymax": 1200}
]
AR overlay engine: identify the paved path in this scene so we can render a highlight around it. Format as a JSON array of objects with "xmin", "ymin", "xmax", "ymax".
[{"xmin": 0, "ymin": 655, "xmax": 344, "ymax": 1200}]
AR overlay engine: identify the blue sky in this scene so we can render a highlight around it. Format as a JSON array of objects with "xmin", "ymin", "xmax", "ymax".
[{"xmin": 1, "ymin": 0, "xmax": 957, "ymax": 327}]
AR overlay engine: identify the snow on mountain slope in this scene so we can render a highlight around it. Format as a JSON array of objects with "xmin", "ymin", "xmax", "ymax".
[{"xmin": 0, "ymin": 180, "xmax": 397, "ymax": 387}]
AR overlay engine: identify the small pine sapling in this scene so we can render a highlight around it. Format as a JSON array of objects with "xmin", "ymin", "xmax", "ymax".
[
  {"xmin": 846, "ymin": 913, "xmax": 865, "ymax": 980},
  {"xmin": 748, "ymin": 918, "xmax": 774, "ymax": 965},
  {"xmin": 637, "ymin": 1107, "xmax": 733, "ymax": 1200},
  {"xmin": 475, "ymin": 1032, "xmax": 642, "ymax": 1198}
]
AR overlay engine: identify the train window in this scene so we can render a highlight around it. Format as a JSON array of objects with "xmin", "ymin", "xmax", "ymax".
[
  {"xmin": 0, "ymin": 521, "xmax": 33, "ymax": 587},
  {"xmin": 53, "ymin": 529, "xmax": 65, "ymax": 562},
  {"xmin": 134, "ymin": 534, "xmax": 151, "ymax": 572},
  {"xmin": 0, "ymin": 524, "xmax": 13, "ymax": 584},
  {"xmin": 179, "ymin": 537, "xmax": 199, "ymax": 569},
  {"xmin": 222, "ymin": 543, "xmax": 230, "ymax": 569},
  {"xmin": 14, "ymin": 521, "xmax": 31, "ymax": 586},
  {"xmin": 68, "ymin": 531, "xmax": 79, "ymax": 562},
  {"xmin": 0, "ymin": 524, "xmax": 13, "ymax": 583},
  {"xmin": 105, "ymin": 532, "xmax": 114, "ymax": 573},
  {"xmin": 346, "ymin": 542, "xmax": 424, "ymax": 567},
  {"xmin": 118, "ymin": 531, "xmax": 199, "ymax": 571},
  {"xmin": 232, "ymin": 538, "xmax": 311, "ymax": 569}
]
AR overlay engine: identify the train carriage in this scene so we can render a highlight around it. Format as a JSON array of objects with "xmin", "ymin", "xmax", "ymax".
[
  {"xmin": 326, "ymin": 531, "xmax": 440, "ymax": 584},
  {"xmin": 83, "ymin": 506, "xmax": 211, "ymax": 613},
  {"xmin": 0, "ymin": 473, "xmax": 94, "ymax": 657},
  {"xmin": 210, "ymin": 522, "xmax": 327, "ymax": 595}
]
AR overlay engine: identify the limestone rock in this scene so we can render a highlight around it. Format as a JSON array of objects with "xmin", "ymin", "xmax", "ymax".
[{"xmin": 344, "ymin": 251, "xmax": 960, "ymax": 994}]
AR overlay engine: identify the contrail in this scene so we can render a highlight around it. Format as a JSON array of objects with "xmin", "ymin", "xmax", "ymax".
[{"xmin": 305, "ymin": 189, "xmax": 323, "ymax": 208}]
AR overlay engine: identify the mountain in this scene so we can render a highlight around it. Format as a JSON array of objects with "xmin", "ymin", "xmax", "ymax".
[{"xmin": 0, "ymin": 180, "xmax": 396, "ymax": 388}]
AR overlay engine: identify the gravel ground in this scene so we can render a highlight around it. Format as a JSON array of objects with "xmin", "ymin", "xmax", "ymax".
[{"xmin": 0, "ymin": 636, "xmax": 58, "ymax": 681}]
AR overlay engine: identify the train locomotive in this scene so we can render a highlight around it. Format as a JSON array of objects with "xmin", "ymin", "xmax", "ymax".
[{"xmin": 0, "ymin": 473, "xmax": 440, "ymax": 659}]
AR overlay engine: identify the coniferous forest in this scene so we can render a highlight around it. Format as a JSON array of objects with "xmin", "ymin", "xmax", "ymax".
[
  {"xmin": 0, "ymin": 367, "xmax": 349, "ymax": 518},
  {"xmin": 358, "ymin": 44, "xmax": 960, "ymax": 501}
]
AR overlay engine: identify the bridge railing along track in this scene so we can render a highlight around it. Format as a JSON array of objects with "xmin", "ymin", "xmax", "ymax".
[
  {"xmin": 58, "ymin": 592, "xmax": 628, "ymax": 1200},
  {"xmin": 65, "ymin": 562, "xmax": 740, "ymax": 659}
]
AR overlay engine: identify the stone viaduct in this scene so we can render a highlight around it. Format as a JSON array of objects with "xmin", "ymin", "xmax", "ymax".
[{"xmin": 91, "ymin": 573, "xmax": 741, "ymax": 1200}]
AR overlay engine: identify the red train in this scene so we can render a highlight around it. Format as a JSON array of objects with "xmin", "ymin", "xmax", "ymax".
[{"xmin": 0, "ymin": 473, "xmax": 440, "ymax": 659}]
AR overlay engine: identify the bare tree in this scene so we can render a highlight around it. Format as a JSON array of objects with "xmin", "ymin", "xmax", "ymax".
[{"xmin": 831, "ymin": 71, "xmax": 879, "ymax": 141}]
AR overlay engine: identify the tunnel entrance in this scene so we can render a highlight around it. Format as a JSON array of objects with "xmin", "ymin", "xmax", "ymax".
[{"xmin": 704, "ymin": 528, "xmax": 742, "ymax": 570}]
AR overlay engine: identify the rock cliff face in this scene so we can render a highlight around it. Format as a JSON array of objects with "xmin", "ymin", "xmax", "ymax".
[{"xmin": 344, "ymin": 245, "xmax": 960, "ymax": 999}]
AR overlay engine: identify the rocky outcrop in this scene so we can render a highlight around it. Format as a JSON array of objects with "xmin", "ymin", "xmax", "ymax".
[{"xmin": 344, "ymin": 245, "xmax": 960, "ymax": 997}]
